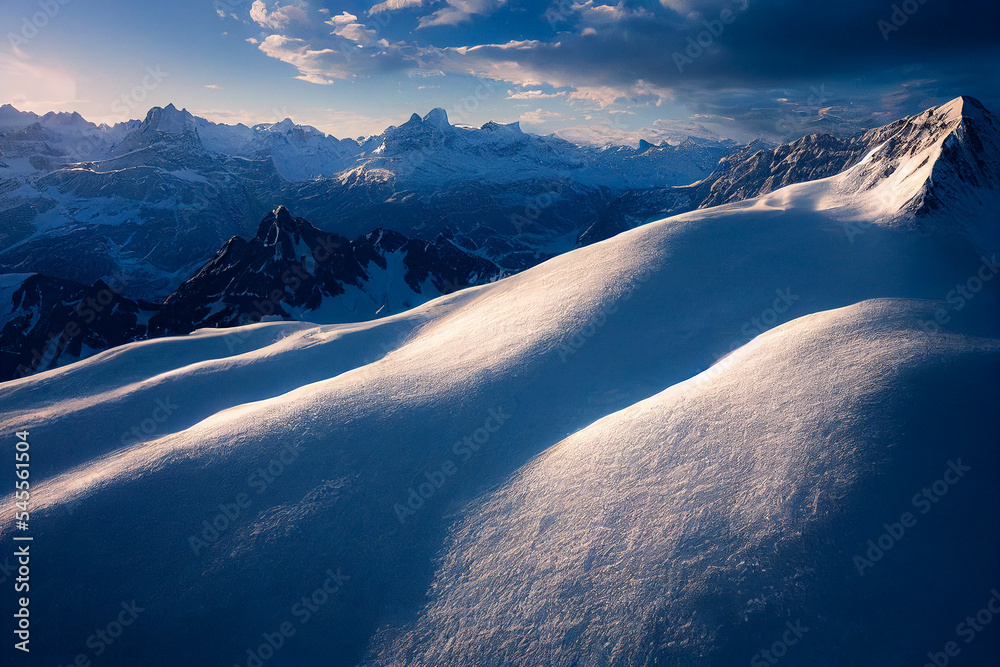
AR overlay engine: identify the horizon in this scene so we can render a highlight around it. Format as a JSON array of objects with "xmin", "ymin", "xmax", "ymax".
[
  {"xmin": 1, "ymin": 0, "xmax": 998, "ymax": 144},
  {"xmin": 0, "ymin": 93, "xmax": 989, "ymax": 147}
]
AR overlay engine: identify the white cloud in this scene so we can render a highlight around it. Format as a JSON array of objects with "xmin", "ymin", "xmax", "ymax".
[
  {"xmin": 250, "ymin": 1, "xmax": 309, "ymax": 30},
  {"xmin": 369, "ymin": 0, "xmax": 423, "ymax": 14},
  {"xmin": 326, "ymin": 12, "xmax": 378, "ymax": 45},
  {"xmin": 507, "ymin": 89, "xmax": 567, "ymax": 100},
  {"xmin": 418, "ymin": 0, "xmax": 507, "ymax": 29},
  {"xmin": 204, "ymin": 84, "xmax": 223, "ymax": 90},
  {"xmin": 567, "ymin": 85, "xmax": 625, "ymax": 106},
  {"xmin": 520, "ymin": 108, "xmax": 563, "ymax": 125},
  {"xmin": 571, "ymin": 1, "xmax": 652, "ymax": 25},
  {"xmin": 246, "ymin": 37, "xmax": 260, "ymax": 44},
  {"xmin": 257, "ymin": 34, "xmax": 345, "ymax": 83}
]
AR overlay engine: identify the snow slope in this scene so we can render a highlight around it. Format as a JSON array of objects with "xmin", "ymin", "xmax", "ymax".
[
  {"xmin": 369, "ymin": 299, "xmax": 1000, "ymax": 667},
  {"xmin": 0, "ymin": 98, "xmax": 997, "ymax": 666}
]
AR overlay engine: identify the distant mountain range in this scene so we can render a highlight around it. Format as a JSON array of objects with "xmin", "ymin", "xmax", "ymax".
[
  {"xmin": 0, "ymin": 102, "xmax": 736, "ymax": 299},
  {"xmin": 2, "ymin": 98, "xmax": 998, "ymax": 381}
]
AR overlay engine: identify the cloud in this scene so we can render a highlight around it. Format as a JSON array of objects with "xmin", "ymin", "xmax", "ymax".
[
  {"xmin": 242, "ymin": 0, "xmax": 1000, "ymax": 140},
  {"xmin": 571, "ymin": 1, "xmax": 653, "ymax": 26},
  {"xmin": 520, "ymin": 108, "xmax": 563, "ymax": 125},
  {"xmin": 326, "ymin": 12, "xmax": 380, "ymax": 45},
  {"xmin": 249, "ymin": 1, "xmax": 309, "ymax": 30},
  {"xmin": 418, "ymin": 0, "xmax": 507, "ymax": 29},
  {"xmin": 257, "ymin": 35, "xmax": 345, "ymax": 83},
  {"xmin": 255, "ymin": 29, "xmax": 416, "ymax": 82},
  {"xmin": 507, "ymin": 89, "xmax": 567, "ymax": 100},
  {"xmin": 369, "ymin": 0, "xmax": 424, "ymax": 15},
  {"xmin": 204, "ymin": 84, "xmax": 223, "ymax": 90}
]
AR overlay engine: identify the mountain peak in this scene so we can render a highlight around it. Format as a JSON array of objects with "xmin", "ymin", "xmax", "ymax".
[
  {"xmin": 481, "ymin": 119, "xmax": 523, "ymax": 134},
  {"xmin": 423, "ymin": 107, "xmax": 451, "ymax": 131},
  {"xmin": 936, "ymin": 95, "xmax": 990, "ymax": 124},
  {"xmin": 142, "ymin": 104, "xmax": 196, "ymax": 134},
  {"xmin": 256, "ymin": 205, "xmax": 300, "ymax": 239}
]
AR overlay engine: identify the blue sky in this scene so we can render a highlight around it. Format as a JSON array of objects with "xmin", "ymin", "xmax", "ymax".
[{"xmin": 1, "ymin": 0, "xmax": 998, "ymax": 142}]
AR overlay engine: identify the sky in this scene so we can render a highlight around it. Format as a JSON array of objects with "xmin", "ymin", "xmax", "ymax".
[{"xmin": 1, "ymin": 0, "xmax": 998, "ymax": 143}]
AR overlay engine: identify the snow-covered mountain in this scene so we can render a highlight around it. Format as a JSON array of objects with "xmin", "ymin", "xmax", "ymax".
[
  {"xmin": 0, "ymin": 272, "xmax": 157, "ymax": 381},
  {"xmin": 0, "ymin": 103, "xmax": 736, "ymax": 298},
  {"xmin": 580, "ymin": 96, "xmax": 1000, "ymax": 247},
  {"xmin": 0, "ymin": 96, "xmax": 997, "ymax": 666},
  {"xmin": 0, "ymin": 206, "xmax": 504, "ymax": 380},
  {"xmin": 152, "ymin": 205, "xmax": 503, "ymax": 334}
]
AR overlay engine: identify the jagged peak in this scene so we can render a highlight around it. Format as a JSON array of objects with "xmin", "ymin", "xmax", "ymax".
[
  {"xmin": 934, "ymin": 95, "xmax": 990, "ymax": 124},
  {"xmin": 142, "ymin": 104, "xmax": 196, "ymax": 134},
  {"xmin": 481, "ymin": 119, "xmax": 522, "ymax": 134},
  {"xmin": 255, "ymin": 205, "xmax": 304, "ymax": 241},
  {"xmin": 422, "ymin": 107, "xmax": 450, "ymax": 130}
]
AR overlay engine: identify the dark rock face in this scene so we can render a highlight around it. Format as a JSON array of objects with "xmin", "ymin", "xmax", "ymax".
[
  {"xmin": 150, "ymin": 206, "xmax": 503, "ymax": 335},
  {"xmin": 0, "ymin": 207, "xmax": 505, "ymax": 381},
  {"xmin": 0, "ymin": 274, "xmax": 157, "ymax": 381}
]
